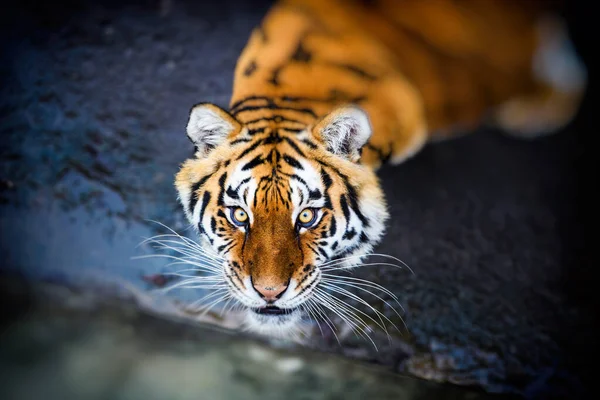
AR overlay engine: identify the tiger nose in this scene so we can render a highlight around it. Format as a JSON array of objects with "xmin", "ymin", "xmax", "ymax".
[{"xmin": 253, "ymin": 284, "xmax": 288, "ymax": 302}]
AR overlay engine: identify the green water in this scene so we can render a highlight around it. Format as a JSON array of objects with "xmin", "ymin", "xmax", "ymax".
[{"xmin": 0, "ymin": 280, "xmax": 498, "ymax": 400}]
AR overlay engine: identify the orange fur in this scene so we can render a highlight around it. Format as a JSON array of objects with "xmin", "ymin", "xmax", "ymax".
[
  {"xmin": 173, "ymin": 0, "xmax": 585, "ymax": 334},
  {"xmin": 231, "ymin": 0, "xmax": 584, "ymax": 167}
]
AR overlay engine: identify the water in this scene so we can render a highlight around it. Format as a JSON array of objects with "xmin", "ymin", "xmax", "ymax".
[{"xmin": 0, "ymin": 280, "xmax": 497, "ymax": 400}]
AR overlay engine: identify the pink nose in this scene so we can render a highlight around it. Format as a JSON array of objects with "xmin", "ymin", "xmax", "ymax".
[{"xmin": 253, "ymin": 284, "xmax": 287, "ymax": 302}]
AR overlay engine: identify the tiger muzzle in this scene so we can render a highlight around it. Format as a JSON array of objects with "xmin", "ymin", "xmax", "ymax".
[{"xmin": 242, "ymin": 215, "xmax": 303, "ymax": 303}]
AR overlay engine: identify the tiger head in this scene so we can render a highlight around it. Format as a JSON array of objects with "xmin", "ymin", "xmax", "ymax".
[{"xmin": 175, "ymin": 103, "xmax": 388, "ymax": 336}]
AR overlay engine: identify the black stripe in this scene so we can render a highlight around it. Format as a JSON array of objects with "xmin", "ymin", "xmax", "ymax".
[
  {"xmin": 359, "ymin": 232, "xmax": 369, "ymax": 243},
  {"xmin": 280, "ymin": 127, "xmax": 305, "ymax": 134},
  {"xmin": 198, "ymin": 191, "xmax": 211, "ymax": 229},
  {"xmin": 319, "ymin": 160, "xmax": 369, "ymax": 228},
  {"xmin": 306, "ymin": 243, "xmax": 320, "ymax": 257},
  {"xmin": 283, "ymin": 154, "xmax": 303, "ymax": 169},
  {"xmin": 343, "ymin": 228, "xmax": 356, "ymax": 240},
  {"xmin": 286, "ymin": 173, "xmax": 307, "ymax": 186},
  {"xmin": 188, "ymin": 174, "xmax": 211, "ymax": 213},
  {"xmin": 331, "ymin": 62, "xmax": 377, "ymax": 81},
  {"xmin": 317, "ymin": 246, "xmax": 329, "ymax": 258},
  {"xmin": 336, "ymin": 243, "xmax": 361, "ymax": 259},
  {"xmin": 217, "ymin": 239, "xmax": 234, "ymax": 254},
  {"xmin": 340, "ymin": 195, "xmax": 350, "ymax": 221},
  {"xmin": 230, "ymin": 138, "xmax": 252, "ymax": 145},
  {"xmin": 308, "ymin": 189, "xmax": 322, "ymax": 200},
  {"xmin": 345, "ymin": 181, "xmax": 369, "ymax": 227},
  {"xmin": 283, "ymin": 137, "xmax": 306, "ymax": 157},
  {"xmin": 244, "ymin": 115, "xmax": 306, "ymax": 126},
  {"xmin": 230, "ymin": 96, "xmax": 275, "ymax": 111},
  {"xmin": 301, "ymin": 139, "xmax": 318, "ymax": 149},
  {"xmin": 320, "ymin": 168, "xmax": 333, "ymax": 209},
  {"xmin": 226, "ymin": 186, "xmax": 239, "ymax": 200},
  {"xmin": 242, "ymin": 155, "xmax": 264, "ymax": 171},
  {"xmin": 232, "ymin": 104, "xmax": 317, "ymax": 118},
  {"xmin": 329, "ymin": 217, "xmax": 337, "ymax": 236},
  {"xmin": 226, "ymin": 177, "xmax": 251, "ymax": 201},
  {"xmin": 236, "ymin": 139, "xmax": 263, "ymax": 160},
  {"xmin": 247, "ymin": 128, "xmax": 267, "ymax": 136},
  {"xmin": 217, "ymin": 172, "xmax": 228, "ymax": 205},
  {"xmin": 320, "ymin": 168, "xmax": 333, "ymax": 189},
  {"xmin": 263, "ymin": 133, "xmax": 283, "ymax": 145},
  {"xmin": 231, "ymin": 94, "xmax": 364, "ymax": 113}
]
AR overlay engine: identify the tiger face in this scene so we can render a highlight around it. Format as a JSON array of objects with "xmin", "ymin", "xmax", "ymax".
[{"xmin": 175, "ymin": 103, "xmax": 388, "ymax": 335}]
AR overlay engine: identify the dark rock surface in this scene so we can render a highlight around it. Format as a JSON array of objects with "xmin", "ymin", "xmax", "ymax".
[{"xmin": 1, "ymin": 0, "xmax": 597, "ymax": 398}]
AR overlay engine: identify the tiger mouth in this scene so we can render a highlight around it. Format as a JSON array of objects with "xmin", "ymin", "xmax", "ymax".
[{"xmin": 252, "ymin": 306, "xmax": 297, "ymax": 316}]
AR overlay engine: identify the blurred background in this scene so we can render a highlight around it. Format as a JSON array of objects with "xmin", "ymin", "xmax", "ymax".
[{"xmin": 0, "ymin": 0, "xmax": 597, "ymax": 399}]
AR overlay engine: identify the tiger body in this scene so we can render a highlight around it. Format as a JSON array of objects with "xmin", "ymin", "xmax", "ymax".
[{"xmin": 175, "ymin": 0, "xmax": 586, "ymax": 335}]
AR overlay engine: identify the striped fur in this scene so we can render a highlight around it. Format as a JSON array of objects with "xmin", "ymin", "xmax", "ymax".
[{"xmin": 175, "ymin": 0, "xmax": 585, "ymax": 334}]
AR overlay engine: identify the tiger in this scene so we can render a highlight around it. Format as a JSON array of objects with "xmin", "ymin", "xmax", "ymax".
[{"xmin": 174, "ymin": 0, "xmax": 586, "ymax": 336}]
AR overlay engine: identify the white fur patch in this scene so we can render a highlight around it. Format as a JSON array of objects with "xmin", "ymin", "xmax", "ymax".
[
  {"xmin": 319, "ymin": 107, "xmax": 372, "ymax": 161},
  {"xmin": 186, "ymin": 105, "xmax": 235, "ymax": 155}
]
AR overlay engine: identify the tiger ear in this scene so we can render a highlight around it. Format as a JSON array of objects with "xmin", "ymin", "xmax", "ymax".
[
  {"xmin": 186, "ymin": 103, "xmax": 241, "ymax": 156},
  {"xmin": 312, "ymin": 106, "xmax": 372, "ymax": 162}
]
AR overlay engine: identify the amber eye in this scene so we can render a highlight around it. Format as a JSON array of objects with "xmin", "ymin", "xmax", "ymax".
[
  {"xmin": 230, "ymin": 207, "xmax": 249, "ymax": 226},
  {"xmin": 297, "ymin": 208, "xmax": 318, "ymax": 228}
]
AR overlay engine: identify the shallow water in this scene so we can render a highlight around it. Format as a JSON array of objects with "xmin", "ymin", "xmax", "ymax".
[{"xmin": 0, "ymin": 281, "xmax": 496, "ymax": 400}]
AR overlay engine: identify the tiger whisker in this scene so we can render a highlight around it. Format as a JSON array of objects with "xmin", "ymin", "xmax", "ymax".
[
  {"xmin": 160, "ymin": 260, "xmax": 223, "ymax": 274},
  {"xmin": 219, "ymin": 296, "xmax": 237, "ymax": 317},
  {"xmin": 198, "ymin": 294, "xmax": 233, "ymax": 319},
  {"xmin": 176, "ymin": 284, "xmax": 227, "ymax": 290},
  {"xmin": 311, "ymin": 291, "xmax": 357, "ymax": 338},
  {"xmin": 162, "ymin": 271, "xmax": 223, "ymax": 280},
  {"xmin": 139, "ymin": 234, "xmax": 213, "ymax": 256},
  {"xmin": 139, "ymin": 228, "xmax": 223, "ymax": 260},
  {"xmin": 132, "ymin": 254, "xmax": 221, "ymax": 273},
  {"xmin": 299, "ymin": 302, "xmax": 325, "ymax": 339},
  {"xmin": 158, "ymin": 276, "xmax": 224, "ymax": 294},
  {"xmin": 132, "ymin": 251, "xmax": 221, "ymax": 267},
  {"xmin": 144, "ymin": 239, "xmax": 223, "ymax": 264},
  {"xmin": 312, "ymin": 289, "xmax": 378, "ymax": 350},
  {"xmin": 321, "ymin": 279, "xmax": 407, "ymax": 333},
  {"xmin": 186, "ymin": 288, "xmax": 228, "ymax": 310},
  {"xmin": 318, "ymin": 284, "xmax": 393, "ymax": 341},
  {"xmin": 157, "ymin": 260, "xmax": 223, "ymax": 273},
  {"xmin": 321, "ymin": 274, "xmax": 401, "ymax": 302},
  {"xmin": 324, "ymin": 295, "xmax": 379, "ymax": 349},
  {"xmin": 320, "ymin": 282, "xmax": 399, "ymax": 340},
  {"xmin": 321, "ymin": 261, "xmax": 407, "ymax": 273},
  {"xmin": 319, "ymin": 253, "xmax": 414, "ymax": 275},
  {"xmin": 304, "ymin": 299, "xmax": 341, "ymax": 345},
  {"xmin": 147, "ymin": 244, "xmax": 222, "ymax": 266}
]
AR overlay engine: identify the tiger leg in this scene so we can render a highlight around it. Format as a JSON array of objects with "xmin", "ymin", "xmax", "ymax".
[
  {"xmin": 494, "ymin": 17, "xmax": 587, "ymax": 138},
  {"xmin": 360, "ymin": 76, "xmax": 428, "ymax": 169}
]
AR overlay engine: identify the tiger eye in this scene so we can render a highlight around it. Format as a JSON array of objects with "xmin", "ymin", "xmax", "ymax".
[
  {"xmin": 298, "ymin": 209, "xmax": 314, "ymax": 224},
  {"xmin": 297, "ymin": 208, "xmax": 318, "ymax": 228},
  {"xmin": 231, "ymin": 207, "xmax": 248, "ymax": 225}
]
